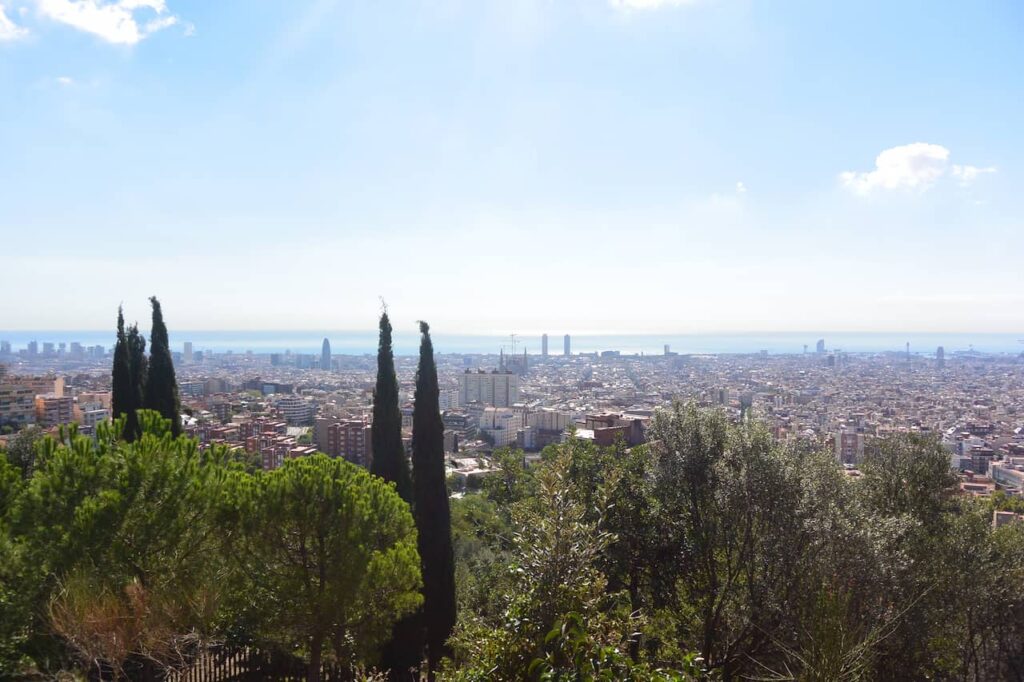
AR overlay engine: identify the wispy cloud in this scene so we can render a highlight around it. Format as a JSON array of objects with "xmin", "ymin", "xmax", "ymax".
[
  {"xmin": 56, "ymin": 75, "xmax": 74, "ymax": 85},
  {"xmin": 952, "ymin": 164, "xmax": 997, "ymax": 186},
  {"xmin": 840, "ymin": 142, "xmax": 995, "ymax": 196},
  {"xmin": 609, "ymin": 0, "xmax": 702, "ymax": 10},
  {"xmin": 0, "ymin": 4, "xmax": 29, "ymax": 40},
  {"xmin": 37, "ymin": 0, "xmax": 179, "ymax": 45}
]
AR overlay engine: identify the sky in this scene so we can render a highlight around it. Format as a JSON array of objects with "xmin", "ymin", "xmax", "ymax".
[{"xmin": 1, "ymin": 0, "xmax": 1022, "ymax": 334}]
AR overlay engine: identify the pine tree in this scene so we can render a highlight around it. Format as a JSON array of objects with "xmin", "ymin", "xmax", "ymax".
[
  {"xmin": 372, "ymin": 311, "xmax": 420, "ymax": 678},
  {"xmin": 370, "ymin": 311, "xmax": 412, "ymax": 501},
  {"xmin": 142, "ymin": 296, "xmax": 181, "ymax": 437},
  {"xmin": 110, "ymin": 307, "xmax": 134, "ymax": 440},
  {"xmin": 125, "ymin": 323, "xmax": 147, "ymax": 442},
  {"xmin": 412, "ymin": 321, "xmax": 456, "ymax": 676}
]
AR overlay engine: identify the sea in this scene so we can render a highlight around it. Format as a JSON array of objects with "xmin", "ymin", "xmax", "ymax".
[{"xmin": 1, "ymin": 331, "xmax": 1022, "ymax": 357}]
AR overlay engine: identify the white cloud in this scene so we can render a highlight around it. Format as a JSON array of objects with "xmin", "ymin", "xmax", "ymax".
[
  {"xmin": 735, "ymin": 181, "xmax": 746, "ymax": 194},
  {"xmin": 841, "ymin": 143, "xmax": 997, "ymax": 196},
  {"xmin": 0, "ymin": 5, "xmax": 29, "ymax": 40},
  {"xmin": 840, "ymin": 142, "xmax": 950, "ymax": 195},
  {"xmin": 609, "ymin": 0, "xmax": 701, "ymax": 10},
  {"xmin": 952, "ymin": 164, "xmax": 997, "ymax": 186},
  {"xmin": 56, "ymin": 75, "xmax": 73, "ymax": 85},
  {"xmin": 37, "ymin": 0, "xmax": 179, "ymax": 45}
]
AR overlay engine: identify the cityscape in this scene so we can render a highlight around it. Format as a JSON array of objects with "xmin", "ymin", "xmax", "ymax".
[
  {"xmin": 3, "ymin": 0, "xmax": 1024, "ymax": 679},
  {"xmin": 3, "ymin": 331, "xmax": 1023, "ymax": 495}
]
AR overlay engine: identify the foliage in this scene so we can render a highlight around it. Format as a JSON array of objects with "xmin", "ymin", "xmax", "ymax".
[
  {"xmin": 221, "ymin": 454, "xmax": 423, "ymax": 680},
  {"xmin": 412, "ymin": 321, "xmax": 458, "ymax": 674},
  {"xmin": 142, "ymin": 296, "xmax": 182, "ymax": 438},
  {"xmin": 111, "ymin": 306, "xmax": 134, "ymax": 441},
  {"xmin": 1, "ymin": 425, "xmax": 43, "ymax": 480},
  {"xmin": 370, "ymin": 311, "xmax": 411, "ymax": 502},
  {"xmin": 446, "ymin": 403, "xmax": 1024, "ymax": 680},
  {"xmin": 0, "ymin": 414, "xmax": 421, "ymax": 681},
  {"xmin": 447, "ymin": 438, "xmax": 651, "ymax": 680},
  {"xmin": 480, "ymin": 447, "xmax": 537, "ymax": 512},
  {"xmin": 859, "ymin": 432, "xmax": 957, "ymax": 525},
  {"xmin": 112, "ymin": 304, "xmax": 148, "ymax": 443},
  {"xmin": 449, "ymin": 493, "xmax": 513, "ymax": 621},
  {"xmin": 126, "ymin": 321, "xmax": 148, "ymax": 441},
  {"xmin": 372, "ymin": 311, "xmax": 420, "ymax": 678},
  {"xmin": 4, "ymin": 392, "xmax": 1024, "ymax": 681},
  {"xmin": 2, "ymin": 413, "xmax": 223, "ymax": 676}
]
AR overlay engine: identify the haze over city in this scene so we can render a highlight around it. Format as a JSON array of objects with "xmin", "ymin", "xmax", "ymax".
[{"xmin": 2, "ymin": 1, "xmax": 1022, "ymax": 333}]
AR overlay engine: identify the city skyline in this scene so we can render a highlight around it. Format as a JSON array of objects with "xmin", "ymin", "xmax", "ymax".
[
  {"xmin": 2, "ymin": 1, "xmax": 1023, "ymax": 332},
  {"xmin": 2, "ymin": 329, "xmax": 1023, "ymax": 358}
]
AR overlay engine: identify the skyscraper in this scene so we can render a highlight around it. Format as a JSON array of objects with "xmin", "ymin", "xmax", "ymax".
[
  {"xmin": 541, "ymin": 334, "xmax": 548, "ymax": 357},
  {"xmin": 815, "ymin": 339, "xmax": 825, "ymax": 354},
  {"xmin": 564, "ymin": 334, "xmax": 571, "ymax": 356},
  {"xmin": 321, "ymin": 337, "xmax": 332, "ymax": 371},
  {"xmin": 183, "ymin": 341, "xmax": 193, "ymax": 364},
  {"xmin": 936, "ymin": 346, "xmax": 945, "ymax": 369}
]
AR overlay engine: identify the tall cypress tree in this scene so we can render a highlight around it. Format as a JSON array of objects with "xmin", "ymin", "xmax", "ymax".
[
  {"xmin": 126, "ymin": 323, "xmax": 147, "ymax": 441},
  {"xmin": 373, "ymin": 311, "xmax": 420, "ymax": 678},
  {"xmin": 142, "ymin": 296, "xmax": 181, "ymax": 437},
  {"xmin": 412, "ymin": 321, "xmax": 456, "ymax": 675},
  {"xmin": 111, "ymin": 307, "xmax": 133, "ymax": 438},
  {"xmin": 370, "ymin": 311, "xmax": 412, "ymax": 501}
]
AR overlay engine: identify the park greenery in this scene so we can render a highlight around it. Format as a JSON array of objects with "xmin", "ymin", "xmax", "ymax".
[
  {"xmin": 2, "ymin": 308, "xmax": 1024, "ymax": 679},
  {"xmin": 4, "ymin": 405, "xmax": 1024, "ymax": 680}
]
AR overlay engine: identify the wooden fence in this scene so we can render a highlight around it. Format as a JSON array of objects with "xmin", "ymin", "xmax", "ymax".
[{"xmin": 87, "ymin": 646, "xmax": 357, "ymax": 681}]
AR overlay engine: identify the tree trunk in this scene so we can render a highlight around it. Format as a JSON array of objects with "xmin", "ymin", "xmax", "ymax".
[
  {"xmin": 628, "ymin": 569, "xmax": 641, "ymax": 661},
  {"xmin": 308, "ymin": 636, "xmax": 323, "ymax": 682}
]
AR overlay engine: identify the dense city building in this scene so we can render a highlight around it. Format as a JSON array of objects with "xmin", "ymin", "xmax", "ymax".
[{"xmin": 1, "ymin": 337, "xmax": 1023, "ymax": 505}]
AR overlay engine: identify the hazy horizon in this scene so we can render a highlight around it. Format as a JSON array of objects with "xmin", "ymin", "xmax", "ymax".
[
  {"xmin": 2, "ymin": 329, "xmax": 1022, "ymax": 357},
  {"xmin": 3, "ymin": 327, "xmax": 1024, "ymax": 336}
]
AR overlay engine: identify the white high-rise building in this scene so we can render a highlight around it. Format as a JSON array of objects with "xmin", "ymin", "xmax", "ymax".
[
  {"xmin": 564, "ymin": 334, "xmax": 571, "ymax": 356},
  {"xmin": 541, "ymin": 334, "xmax": 548, "ymax": 357},
  {"xmin": 458, "ymin": 370, "xmax": 520, "ymax": 407}
]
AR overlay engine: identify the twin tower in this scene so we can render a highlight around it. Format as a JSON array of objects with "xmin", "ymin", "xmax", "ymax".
[{"xmin": 540, "ymin": 333, "xmax": 571, "ymax": 357}]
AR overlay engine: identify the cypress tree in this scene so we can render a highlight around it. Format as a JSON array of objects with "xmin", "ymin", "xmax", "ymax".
[
  {"xmin": 111, "ymin": 307, "xmax": 134, "ymax": 439},
  {"xmin": 373, "ymin": 311, "xmax": 420, "ymax": 678},
  {"xmin": 142, "ymin": 296, "xmax": 181, "ymax": 437},
  {"xmin": 412, "ymin": 321, "xmax": 456, "ymax": 675},
  {"xmin": 370, "ymin": 311, "xmax": 412, "ymax": 501},
  {"xmin": 125, "ymin": 323, "xmax": 147, "ymax": 441}
]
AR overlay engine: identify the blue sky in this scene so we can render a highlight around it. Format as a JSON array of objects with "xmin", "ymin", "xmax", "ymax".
[{"xmin": 1, "ymin": 0, "xmax": 1022, "ymax": 334}]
